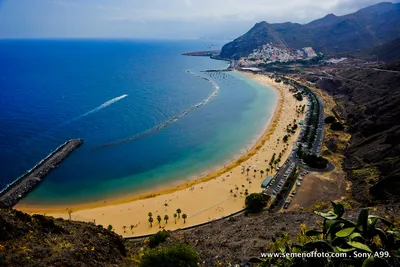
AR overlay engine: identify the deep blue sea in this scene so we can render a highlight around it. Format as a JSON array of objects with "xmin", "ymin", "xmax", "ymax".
[{"xmin": 0, "ymin": 39, "xmax": 278, "ymax": 206}]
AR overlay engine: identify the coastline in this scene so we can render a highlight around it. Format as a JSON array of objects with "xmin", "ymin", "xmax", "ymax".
[{"xmin": 16, "ymin": 72, "xmax": 305, "ymax": 237}]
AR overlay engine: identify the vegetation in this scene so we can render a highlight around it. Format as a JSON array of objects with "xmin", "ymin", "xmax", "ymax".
[
  {"xmin": 324, "ymin": 115, "xmax": 337, "ymax": 124},
  {"xmin": 250, "ymin": 202, "xmax": 400, "ymax": 267},
  {"xmin": 330, "ymin": 121, "xmax": 345, "ymax": 131},
  {"xmin": 139, "ymin": 243, "xmax": 200, "ymax": 267},
  {"xmin": 182, "ymin": 214, "xmax": 187, "ymax": 223},
  {"xmin": 245, "ymin": 193, "xmax": 266, "ymax": 213},
  {"xmin": 0, "ymin": 208, "xmax": 127, "ymax": 266},
  {"xmin": 295, "ymin": 92, "xmax": 303, "ymax": 101},
  {"xmin": 148, "ymin": 230, "xmax": 170, "ymax": 248},
  {"xmin": 302, "ymin": 153, "xmax": 329, "ymax": 169}
]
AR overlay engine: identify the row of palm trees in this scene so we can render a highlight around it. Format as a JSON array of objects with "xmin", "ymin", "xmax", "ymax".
[{"xmin": 147, "ymin": 209, "xmax": 187, "ymax": 227}]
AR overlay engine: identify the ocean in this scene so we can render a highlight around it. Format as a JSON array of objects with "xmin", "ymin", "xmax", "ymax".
[{"xmin": 0, "ymin": 39, "xmax": 278, "ymax": 206}]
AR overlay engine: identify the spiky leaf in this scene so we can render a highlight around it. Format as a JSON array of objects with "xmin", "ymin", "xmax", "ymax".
[
  {"xmin": 357, "ymin": 208, "xmax": 369, "ymax": 233},
  {"xmin": 368, "ymin": 215, "xmax": 392, "ymax": 227},
  {"xmin": 336, "ymin": 246, "xmax": 356, "ymax": 252},
  {"xmin": 387, "ymin": 231, "xmax": 400, "ymax": 238},
  {"xmin": 331, "ymin": 201, "xmax": 345, "ymax": 218},
  {"xmin": 324, "ymin": 219, "xmax": 344, "ymax": 236},
  {"xmin": 336, "ymin": 227, "xmax": 356, "ymax": 237},
  {"xmin": 314, "ymin": 211, "xmax": 338, "ymax": 220},
  {"xmin": 349, "ymin": 232, "xmax": 363, "ymax": 241},
  {"xmin": 347, "ymin": 241, "xmax": 372, "ymax": 252}
]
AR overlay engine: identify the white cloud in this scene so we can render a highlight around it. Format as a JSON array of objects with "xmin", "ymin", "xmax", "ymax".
[{"xmin": 0, "ymin": 0, "xmax": 394, "ymax": 38}]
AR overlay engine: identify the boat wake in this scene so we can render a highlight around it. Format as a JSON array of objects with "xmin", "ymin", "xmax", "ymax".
[
  {"xmin": 67, "ymin": 94, "xmax": 128, "ymax": 123},
  {"xmin": 16, "ymin": 94, "xmax": 128, "ymax": 149},
  {"xmin": 93, "ymin": 71, "xmax": 219, "ymax": 149}
]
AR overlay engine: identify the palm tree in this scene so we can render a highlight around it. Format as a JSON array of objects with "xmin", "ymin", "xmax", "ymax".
[
  {"xmin": 176, "ymin": 208, "xmax": 181, "ymax": 218},
  {"xmin": 130, "ymin": 225, "xmax": 134, "ymax": 233},
  {"xmin": 148, "ymin": 217, "xmax": 153, "ymax": 227},
  {"xmin": 245, "ymin": 189, "xmax": 249, "ymax": 196},
  {"xmin": 260, "ymin": 170, "xmax": 264, "ymax": 177},
  {"xmin": 173, "ymin": 213, "xmax": 177, "ymax": 224},
  {"xmin": 246, "ymin": 168, "xmax": 250, "ymax": 176},
  {"xmin": 122, "ymin": 225, "xmax": 127, "ymax": 233},
  {"xmin": 148, "ymin": 212, "xmax": 152, "ymax": 218},
  {"xmin": 230, "ymin": 189, "xmax": 233, "ymax": 195},
  {"xmin": 164, "ymin": 215, "xmax": 169, "ymax": 224},
  {"xmin": 157, "ymin": 215, "xmax": 161, "ymax": 226},
  {"xmin": 266, "ymin": 168, "xmax": 270, "ymax": 175},
  {"xmin": 182, "ymin": 214, "xmax": 187, "ymax": 223}
]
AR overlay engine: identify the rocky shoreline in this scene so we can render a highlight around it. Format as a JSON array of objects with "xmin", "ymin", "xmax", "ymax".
[{"xmin": 0, "ymin": 139, "xmax": 83, "ymax": 207}]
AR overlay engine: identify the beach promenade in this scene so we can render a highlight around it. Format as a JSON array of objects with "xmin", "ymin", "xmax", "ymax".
[{"xmin": 16, "ymin": 73, "xmax": 307, "ymax": 237}]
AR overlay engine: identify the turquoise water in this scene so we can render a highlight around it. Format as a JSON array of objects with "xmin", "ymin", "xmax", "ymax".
[{"xmin": 0, "ymin": 40, "xmax": 277, "ymax": 206}]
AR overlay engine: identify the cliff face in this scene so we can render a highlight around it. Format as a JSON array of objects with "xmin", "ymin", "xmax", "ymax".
[
  {"xmin": 220, "ymin": 2, "xmax": 400, "ymax": 59},
  {"xmin": 0, "ymin": 207, "xmax": 127, "ymax": 267},
  {"xmin": 316, "ymin": 62, "xmax": 400, "ymax": 203}
]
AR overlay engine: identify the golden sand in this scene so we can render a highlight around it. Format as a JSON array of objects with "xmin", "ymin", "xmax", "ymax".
[{"xmin": 16, "ymin": 72, "xmax": 306, "ymax": 237}]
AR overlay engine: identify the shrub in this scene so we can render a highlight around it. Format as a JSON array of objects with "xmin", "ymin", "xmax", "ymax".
[
  {"xmin": 140, "ymin": 244, "xmax": 199, "ymax": 267},
  {"xmin": 148, "ymin": 230, "xmax": 170, "ymax": 248},
  {"xmin": 324, "ymin": 115, "xmax": 337, "ymax": 124},
  {"xmin": 330, "ymin": 121, "xmax": 344, "ymax": 131},
  {"xmin": 302, "ymin": 154, "xmax": 329, "ymax": 169},
  {"xmin": 245, "ymin": 193, "xmax": 266, "ymax": 213}
]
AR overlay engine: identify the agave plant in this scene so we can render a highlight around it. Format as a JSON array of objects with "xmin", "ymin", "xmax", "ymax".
[{"xmin": 249, "ymin": 201, "xmax": 400, "ymax": 267}]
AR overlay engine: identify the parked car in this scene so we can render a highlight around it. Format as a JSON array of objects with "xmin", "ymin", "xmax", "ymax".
[
  {"xmin": 298, "ymin": 177, "xmax": 303, "ymax": 181},
  {"xmin": 296, "ymin": 182, "xmax": 301, "ymax": 186}
]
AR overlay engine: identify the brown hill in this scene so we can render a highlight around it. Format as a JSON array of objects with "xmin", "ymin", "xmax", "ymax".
[
  {"xmin": 0, "ymin": 206, "xmax": 127, "ymax": 267},
  {"xmin": 316, "ymin": 62, "xmax": 400, "ymax": 203}
]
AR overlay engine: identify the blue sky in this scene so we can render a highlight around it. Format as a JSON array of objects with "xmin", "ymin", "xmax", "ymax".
[{"xmin": 0, "ymin": 0, "xmax": 396, "ymax": 39}]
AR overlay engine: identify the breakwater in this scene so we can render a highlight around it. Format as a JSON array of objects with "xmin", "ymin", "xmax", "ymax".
[{"xmin": 0, "ymin": 139, "xmax": 83, "ymax": 207}]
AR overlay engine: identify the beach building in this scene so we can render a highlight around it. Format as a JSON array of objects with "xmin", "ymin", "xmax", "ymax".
[{"xmin": 261, "ymin": 176, "xmax": 273, "ymax": 188}]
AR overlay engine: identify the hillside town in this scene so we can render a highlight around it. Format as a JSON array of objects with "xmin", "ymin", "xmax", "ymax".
[{"xmin": 237, "ymin": 43, "xmax": 318, "ymax": 67}]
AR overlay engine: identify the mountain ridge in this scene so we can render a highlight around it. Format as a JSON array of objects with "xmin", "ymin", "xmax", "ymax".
[{"xmin": 220, "ymin": 2, "xmax": 400, "ymax": 59}]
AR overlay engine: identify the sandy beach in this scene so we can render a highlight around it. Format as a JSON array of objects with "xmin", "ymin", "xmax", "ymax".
[{"xmin": 16, "ymin": 72, "xmax": 306, "ymax": 237}]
